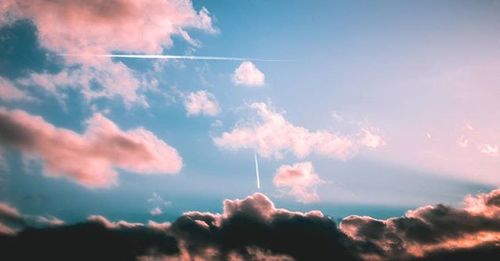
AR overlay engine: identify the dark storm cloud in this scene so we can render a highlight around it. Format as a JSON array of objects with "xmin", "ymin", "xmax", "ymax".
[{"xmin": 1, "ymin": 190, "xmax": 499, "ymax": 261}]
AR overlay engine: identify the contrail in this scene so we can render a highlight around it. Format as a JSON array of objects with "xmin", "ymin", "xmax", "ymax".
[
  {"xmin": 254, "ymin": 152, "xmax": 261, "ymax": 190},
  {"xmin": 60, "ymin": 53, "xmax": 290, "ymax": 62}
]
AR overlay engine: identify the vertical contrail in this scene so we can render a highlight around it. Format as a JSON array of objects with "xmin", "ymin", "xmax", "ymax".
[{"xmin": 254, "ymin": 152, "xmax": 261, "ymax": 190}]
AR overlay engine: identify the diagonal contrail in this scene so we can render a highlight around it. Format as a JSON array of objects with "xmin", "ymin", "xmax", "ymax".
[
  {"xmin": 60, "ymin": 53, "xmax": 290, "ymax": 62},
  {"xmin": 254, "ymin": 152, "xmax": 261, "ymax": 190}
]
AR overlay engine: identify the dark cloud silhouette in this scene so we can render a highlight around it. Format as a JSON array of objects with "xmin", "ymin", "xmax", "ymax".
[
  {"xmin": 1, "ymin": 190, "xmax": 499, "ymax": 261},
  {"xmin": 340, "ymin": 189, "xmax": 500, "ymax": 260}
]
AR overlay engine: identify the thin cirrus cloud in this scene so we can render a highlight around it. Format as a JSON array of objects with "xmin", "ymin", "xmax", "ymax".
[
  {"xmin": 2, "ymin": 189, "xmax": 498, "ymax": 260},
  {"xmin": 232, "ymin": 61, "xmax": 265, "ymax": 87},
  {"xmin": 0, "ymin": 0, "xmax": 216, "ymax": 105},
  {"xmin": 273, "ymin": 161, "xmax": 324, "ymax": 203},
  {"xmin": 0, "ymin": 107, "xmax": 182, "ymax": 188},
  {"xmin": 183, "ymin": 90, "xmax": 220, "ymax": 116},
  {"xmin": 213, "ymin": 102, "xmax": 384, "ymax": 159}
]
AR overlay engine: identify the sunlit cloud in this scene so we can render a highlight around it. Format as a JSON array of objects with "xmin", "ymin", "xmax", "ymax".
[
  {"xmin": 214, "ymin": 102, "xmax": 384, "ymax": 159},
  {"xmin": 183, "ymin": 90, "xmax": 220, "ymax": 116},
  {"xmin": 0, "ymin": 107, "xmax": 182, "ymax": 187},
  {"xmin": 273, "ymin": 161, "xmax": 324, "ymax": 203},
  {"xmin": 232, "ymin": 61, "xmax": 265, "ymax": 87}
]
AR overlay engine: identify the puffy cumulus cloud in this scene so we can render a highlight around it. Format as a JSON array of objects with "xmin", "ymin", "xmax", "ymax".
[
  {"xmin": 0, "ymin": 0, "xmax": 216, "ymax": 105},
  {"xmin": 0, "ymin": 107, "xmax": 182, "ymax": 188},
  {"xmin": 232, "ymin": 61, "xmax": 265, "ymax": 87},
  {"xmin": 213, "ymin": 102, "xmax": 384, "ymax": 159},
  {"xmin": 168, "ymin": 193, "xmax": 353, "ymax": 260},
  {"xmin": 0, "ymin": 77, "xmax": 32, "ymax": 102},
  {"xmin": 273, "ymin": 162, "xmax": 324, "ymax": 203},
  {"xmin": 183, "ymin": 90, "xmax": 220, "ymax": 116},
  {"xmin": 1, "ymin": 190, "xmax": 500, "ymax": 260},
  {"xmin": 340, "ymin": 189, "xmax": 500, "ymax": 260},
  {"xmin": 0, "ymin": 202, "xmax": 63, "ymax": 235}
]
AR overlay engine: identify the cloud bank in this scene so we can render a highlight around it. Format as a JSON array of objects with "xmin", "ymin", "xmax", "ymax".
[
  {"xmin": 0, "ymin": 107, "xmax": 182, "ymax": 187},
  {"xmin": 1, "ymin": 189, "xmax": 498, "ymax": 260},
  {"xmin": 214, "ymin": 102, "xmax": 384, "ymax": 159}
]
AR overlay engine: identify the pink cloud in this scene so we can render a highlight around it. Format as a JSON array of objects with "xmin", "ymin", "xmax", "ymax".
[
  {"xmin": 19, "ymin": 60, "xmax": 145, "ymax": 105},
  {"xmin": 213, "ymin": 102, "xmax": 384, "ymax": 159},
  {"xmin": 340, "ymin": 189, "xmax": 500, "ymax": 259},
  {"xmin": 0, "ymin": 107, "xmax": 182, "ymax": 188},
  {"xmin": 232, "ymin": 61, "xmax": 265, "ymax": 87},
  {"xmin": 479, "ymin": 144, "xmax": 498, "ymax": 157},
  {"xmin": 1, "ymin": 0, "xmax": 215, "ymax": 55},
  {"xmin": 183, "ymin": 90, "xmax": 220, "ymax": 116},
  {"xmin": 0, "ymin": 77, "xmax": 32, "ymax": 102},
  {"xmin": 273, "ymin": 162, "xmax": 324, "ymax": 203},
  {"xmin": 1, "ymin": 0, "xmax": 215, "ymax": 105}
]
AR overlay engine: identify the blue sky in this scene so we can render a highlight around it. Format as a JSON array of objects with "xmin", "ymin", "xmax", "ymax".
[{"xmin": 0, "ymin": 0, "xmax": 499, "ymax": 225}]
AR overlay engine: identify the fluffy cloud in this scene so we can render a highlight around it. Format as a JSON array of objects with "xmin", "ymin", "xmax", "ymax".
[
  {"xmin": 340, "ymin": 189, "xmax": 500, "ymax": 260},
  {"xmin": 183, "ymin": 90, "xmax": 220, "ymax": 116},
  {"xmin": 0, "ymin": 0, "xmax": 216, "ymax": 105},
  {"xmin": 273, "ymin": 162, "xmax": 324, "ymax": 203},
  {"xmin": 232, "ymin": 61, "xmax": 265, "ymax": 87},
  {"xmin": 0, "ymin": 77, "xmax": 31, "ymax": 102},
  {"xmin": 213, "ymin": 102, "xmax": 384, "ymax": 159},
  {"xmin": 0, "ymin": 107, "xmax": 182, "ymax": 188},
  {"xmin": 19, "ymin": 60, "xmax": 146, "ymax": 105},
  {"xmin": 1, "ymin": 190, "xmax": 499, "ymax": 260}
]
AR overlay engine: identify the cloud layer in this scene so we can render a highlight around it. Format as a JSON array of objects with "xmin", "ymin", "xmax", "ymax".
[
  {"xmin": 214, "ymin": 102, "xmax": 384, "ymax": 159},
  {"xmin": 0, "ymin": 107, "xmax": 182, "ymax": 187},
  {"xmin": 2, "ymin": 189, "xmax": 498, "ymax": 260},
  {"xmin": 273, "ymin": 162, "xmax": 324, "ymax": 203},
  {"xmin": 232, "ymin": 61, "xmax": 265, "ymax": 87}
]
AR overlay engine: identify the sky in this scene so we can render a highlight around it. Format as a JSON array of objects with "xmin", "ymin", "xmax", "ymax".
[{"xmin": 0, "ymin": 1, "xmax": 499, "ymax": 260}]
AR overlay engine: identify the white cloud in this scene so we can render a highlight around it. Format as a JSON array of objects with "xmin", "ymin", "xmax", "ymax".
[
  {"xmin": 183, "ymin": 90, "xmax": 220, "ymax": 116},
  {"xmin": 213, "ymin": 102, "xmax": 384, "ymax": 159},
  {"xmin": 232, "ymin": 61, "xmax": 265, "ymax": 87},
  {"xmin": 273, "ymin": 162, "xmax": 323, "ymax": 203}
]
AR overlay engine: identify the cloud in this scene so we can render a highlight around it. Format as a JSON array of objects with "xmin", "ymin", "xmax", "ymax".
[
  {"xmin": 1, "ymin": 0, "xmax": 216, "ymax": 105},
  {"xmin": 340, "ymin": 189, "xmax": 500, "ymax": 259},
  {"xmin": 0, "ymin": 214, "xmax": 179, "ymax": 260},
  {"xmin": 232, "ymin": 61, "xmax": 265, "ymax": 87},
  {"xmin": 0, "ymin": 107, "xmax": 182, "ymax": 188},
  {"xmin": 168, "ymin": 193, "xmax": 353, "ymax": 260},
  {"xmin": 150, "ymin": 207, "xmax": 163, "ymax": 216},
  {"xmin": 273, "ymin": 162, "xmax": 324, "ymax": 203},
  {"xmin": 1, "ymin": 190, "xmax": 499, "ymax": 260},
  {"xmin": 1, "ymin": 0, "xmax": 215, "ymax": 54},
  {"xmin": 183, "ymin": 90, "xmax": 220, "ymax": 116},
  {"xmin": 18, "ymin": 60, "xmax": 147, "ymax": 105},
  {"xmin": 0, "ymin": 202, "xmax": 62, "ymax": 235},
  {"xmin": 479, "ymin": 144, "xmax": 498, "ymax": 157},
  {"xmin": 213, "ymin": 102, "xmax": 384, "ymax": 159},
  {"xmin": 0, "ymin": 77, "xmax": 32, "ymax": 102}
]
